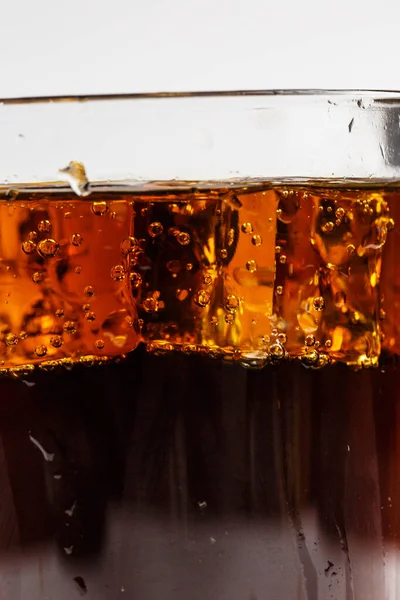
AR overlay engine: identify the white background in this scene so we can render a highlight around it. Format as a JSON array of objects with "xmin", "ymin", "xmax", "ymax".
[{"xmin": 0, "ymin": 0, "xmax": 399, "ymax": 98}]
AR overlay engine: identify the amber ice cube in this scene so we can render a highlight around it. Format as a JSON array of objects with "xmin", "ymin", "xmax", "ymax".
[{"xmin": 0, "ymin": 193, "xmax": 140, "ymax": 370}]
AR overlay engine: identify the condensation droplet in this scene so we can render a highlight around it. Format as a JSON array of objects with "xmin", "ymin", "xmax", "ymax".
[
  {"xmin": 70, "ymin": 233, "xmax": 83, "ymax": 246},
  {"xmin": 95, "ymin": 339, "xmax": 105, "ymax": 349},
  {"xmin": 22, "ymin": 240, "xmax": 36, "ymax": 255},
  {"xmin": 148, "ymin": 222, "xmax": 164, "ymax": 237},
  {"xmin": 252, "ymin": 234, "xmax": 262, "ymax": 247},
  {"xmin": 91, "ymin": 201, "xmax": 109, "ymax": 216},
  {"xmin": 110, "ymin": 265, "xmax": 126, "ymax": 281},
  {"xmin": 143, "ymin": 297, "xmax": 159, "ymax": 313},
  {"xmin": 130, "ymin": 272, "xmax": 142, "ymax": 288},
  {"xmin": 32, "ymin": 271, "xmax": 44, "ymax": 284},
  {"xmin": 35, "ymin": 345, "xmax": 47, "ymax": 357},
  {"xmin": 50, "ymin": 335, "xmax": 63, "ymax": 348},
  {"xmin": 37, "ymin": 239, "xmax": 59, "ymax": 259},
  {"xmin": 63, "ymin": 321, "xmax": 77, "ymax": 335},
  {"xmin": 246, "ymin": 260, "xmax": 257, "ymax": 273},
  {"xmin": 313, "ymin": 296, "xmax": 325, "ymax": 311},
  {"xmin": 225, "ymin": 294, "xmax": 239, "ymax": 312},
  {"xmin": 38, "ymin": 219, "xmax": 51, "ymax": 233},
  {"xmin": 5, "ymin": 333, "xmax": 18, "ymax": 346},
  {"xmin": 194, "ymin": 290, "xmax": 211, "ymax": 308},
  {"xmin": 84, "ymin": 285, "xmax": 95, "ymax": 297},
  {"xmin": 176, "ymin": 231, "xmax": 191, "ymax": 245},
  {"xmin": 120, "ymin": 237, "xmax": 138, "ymax": 254}
]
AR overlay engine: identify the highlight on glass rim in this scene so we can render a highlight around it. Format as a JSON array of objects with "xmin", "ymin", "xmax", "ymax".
[{"xmin": 2, "ymin": 90, "xmax": 400, "ymax": 599}]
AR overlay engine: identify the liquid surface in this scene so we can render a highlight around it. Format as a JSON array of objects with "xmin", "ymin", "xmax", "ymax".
[{"xmin": 0, "ymin": 179, "xmax": 398, "ymax": 371}]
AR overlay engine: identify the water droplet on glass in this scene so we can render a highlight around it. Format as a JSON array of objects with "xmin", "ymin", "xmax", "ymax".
[
  {"xmin": 194, "ymin": 290, "xmax": 211, "ymax": 308},
  {"xmin": 38, "ymin": 219, "xmax": 51, "ymax": 233},
  {"xmin": 148, "ymin": 222, "xmax": 164, "ymax": 237},
  {"xmin": 32, "ymin": 271, "xmax": 44, "ymax": 284},
  {"xmin": 37, "ymin": 239, "xmax": 59, "ymax": 259},
  {"xmin": 313, "ymin": 296, "xmax": 325, "ymax": 311},
  {"xmin": 246, "ymin": 260, "xmax": 257, "ymax": 273},
  {"xmin": 110, "ymin": 265, "xmax": 126, "ymax": 281},
  {"xmin": 50, "ymin": 335, "xmax": 63, "ymax": 348},
  {"xmin": 22, "ymin": 240, "xmax": 36, "ymax": 255},
  {"xmin": 91, "ymin": 201, "xmax": 109, "ymax": 216},
  {"xmin": 70, "ymin": 233, "xmax": 83, "ymax": 246},
  {"xmin": 241, "ymin": 222, "xmax": 253, "ymax": 234}
]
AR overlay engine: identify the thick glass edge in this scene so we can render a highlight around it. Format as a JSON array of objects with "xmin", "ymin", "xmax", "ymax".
[{"xmin": 1, "ymin": 89, "xmax": 400, "ymax": 105}]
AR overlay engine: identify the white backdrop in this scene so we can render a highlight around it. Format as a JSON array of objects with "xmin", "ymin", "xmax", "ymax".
[{"xmin": 0, "ymin": 0, "xmax": 398, "ymax": 98}]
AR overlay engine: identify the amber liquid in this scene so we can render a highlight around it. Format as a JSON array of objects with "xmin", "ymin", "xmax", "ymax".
[{"xmin": 0, "ymin": 180, "xmax": 400, "ymax": 599}]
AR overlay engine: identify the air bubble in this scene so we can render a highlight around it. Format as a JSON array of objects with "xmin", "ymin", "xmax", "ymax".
[
  {"xmin": 225, "ymin": 313, "xmax": 234, "ymax": 324},
  {"xmin": 143, "ymin": 297, "xmax": 159, "ymax": 313},
  {"xmin": 279, "ymin": 255, "xmax": 287, "ymax": 264},
  {"xmin": 28, "ymin": 231, "xmax": 38, "ymax": 241},
  {"xmin": 186, "ymin": 262, "xmax": 193, "ymax": 270},
  {"xmin": 63, "ymin": 321, "xmax": 77, "ymax": 335},
  {"xmin": 75, "ymin": 266, "xmax": 82, "ymax": 274},
  {"xmin": 313, "ymin": 296, "xmax": 325, "ymax": 311},
  {"xmin": 246, "ymin": 260, "xmax": 257, "ymax": 273},
  {"xmin": 91, "ymin": 201, "xmax": 109, "ymax": 216},
  {"xmin": 5, "ymin": 333, "xmax": 18, "ymax": 346},
  {"xmin": 301, "ymin": 349, "xmax": 320, "ymax": 367},
  {"xmin": 148, "ymin": 222, "xmax": 164, "ymax": 237},
  {"xmin": 176, "ymin": 289, "xmax": 189, "ymax": 301},
  {"xmin": 276, "ymin": 286, "xmax": 283, "ymax": 295},
  {"xmin": 335, "ymin": 207, "xmax": 345, "ymax": 219},
  {"xmin": 220, "ymin": 249, "xmax": 228, "ymax": 259},
  {"xmin": 269, "ymin": 343, "xmax": 285, "ymax": 361},
  {"xmin": 241, "ymin": 222, "xmax": 253, "ymax": 234},
  {"xmin": 227, "ymin": 228, "xmax": 235, "ymax": 246},
  {"xmin": 70, "ymin": 233, "xmax": 83, "ymax": 246},
  {"xmin": 120, "ymin": 237, "xmax": 138, "ymax": 254},
  {"xmin": 225, "ymin": 294, "xmax": 239, "ymax": 312},
  {"xmin": 321, "ymin": 221, "xmax": 335, "ymax": 234},
  {"xmin": 210, "ymin": 316, "xmax": 218, "ymax": 326},
  {"xmin": 130, "ymin": 272, "xmax": 142, "ymax": 288},
  {"xmin": 177, "ymin": 231, "xmax": 191, "ymax": 245},
  {"xmin": 334, "ymin": 291, "xmax": 347, "ymax": 307},
  {"xmin": 37, "ymin": 239, "xmax": 59, "ymax": 259},
  {"xmin": 110, "ymin": 265, "xmax": 126, "ymax": 281},
  {"xmin": 38, "ymin": 219, "xmax": 51, "ymax": 233},
  {"xmin": 35, "ymin": 345, "xmax": 47, "ymax": 357},
  {"xmin": 240, "ymin": 351, "xmax": 268, "ymax": 370},
  {"xmin": 305, "ymin": 334, "xmax": 315, "ymax": 346},
  {"xmin": 203, "ymin": 274, "xmax": 213, "ymax": 286},
  {"xmin": 50, "ymin": 335, "xmax": 63, "ymax": 348},
  {"xmin": 85, "ymin": 311, "xmax": 96, "ymax": 322},
  {"xmin": 84, "ymin": 285, "xmax": 95, "ymax": 297},
  {"xmin": 55, "ymin": 308, "xmax": 64, "ymax": 318},
  {"xmin": 194, "ymin": 290, "xmax": 211, "ymax": 308},
  {"xmin": 22, "ymin": 240, "xmax": 36, "ymax": 255},
  {"xmin": 32, "ymin": 271, "xmax": 44, "ymax": 284},
  {"xmin": 252, "ymin": 234, "xmax": 262, "ymax": 246},
  {"xmin": 95, "ymin": 339, "xmax": 105, "ymax": 349}
]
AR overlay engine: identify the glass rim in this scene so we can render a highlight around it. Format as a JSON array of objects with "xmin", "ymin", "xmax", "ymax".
[{"xmin": 2, "ymin": 89, "xmax": 400, "ymax": 105}]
